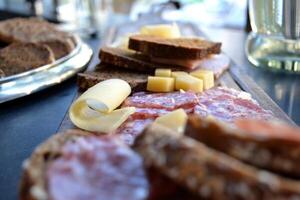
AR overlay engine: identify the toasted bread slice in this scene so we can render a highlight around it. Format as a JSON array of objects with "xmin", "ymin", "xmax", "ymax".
[
  {"xmin": 99, "ymin": 47, "xmax": 181, "ymax": 73},
  {"xmin": 0, "ymin": 18, "xmax": 76, "ymax": 59},
  {"xmin": 129, "ymin": 35, "xmax": 221, "ymax": 59},
  {"xmin": 0, "ymin": 43, "xmax": 55, "ymax": 76},
  {"xmin": 186, "ymin": 116, "xmax": 300, "ymax": 178},
  {"xmin": 134, "ymin": 123, "xmax": 300, "ymax": 199},
  {"xmin": 78, "ymin": 63, "xmax": 148, "ymax": 92}
]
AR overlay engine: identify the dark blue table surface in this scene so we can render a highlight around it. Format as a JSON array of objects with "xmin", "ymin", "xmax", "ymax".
[{"xmin": 0, "ymin": 26, "xmax": 299, "ymax": 200}]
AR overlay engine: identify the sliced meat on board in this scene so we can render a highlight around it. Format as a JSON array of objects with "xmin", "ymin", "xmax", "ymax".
[
  {"xmin": 117, "ymin": 88, "xmax": 275, "ymax": 145},
  {"xmin": 47, "ymin": 135, "xmax": 149, "ymax": 200},
  {"xmin": 196, "ymin": 87, "xmax": 275, "ymax": 123}
]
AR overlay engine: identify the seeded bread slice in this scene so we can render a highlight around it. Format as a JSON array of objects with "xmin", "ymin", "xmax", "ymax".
[
  {"xmin": 129, "ymin": 35, "xmax": 221, "ymax": 59},
  {"xmin": 134, "ymin": 123, "xmax": 300, "ymax": 199},
  {"xmin": 77, "ymin": 63, "xmax": 148, "ymax": 92},
  {"xmin": 20, "ymin": 129, "xmax": 93, "ymax": 200},
  {"xmin": 0, "ymin": 43, "xmax": 55, "ymax": 76}
]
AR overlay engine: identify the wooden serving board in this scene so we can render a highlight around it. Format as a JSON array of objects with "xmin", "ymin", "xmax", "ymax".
[{"xmin": 58, "ymin": 17, "xmax": 295, "ymax": 132}]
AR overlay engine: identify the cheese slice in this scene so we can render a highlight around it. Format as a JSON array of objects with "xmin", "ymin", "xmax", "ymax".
[
  {"xmin": 154, "ymin": 109, "xmax": 187, "ymax": 136},
  {"xmin": 140, "ymin": 24, "xmax": 181, "ymax": 38},
  {"xmin": 77, "ymin": 79, "xmax": 131, "ymax": 113},
  {"xmin": 155, "ymin": 68, "xmax": 172, "ymax": 77},
  {"xmin": 147, "ymin": 76, "xmax": 175, "ymax": 92},
  {"xmin": 70, "ymin": 102, "xmax": 135, "ymax": 133},
  {"xmin": 175, "ymin": 74, "xmax": 203, "ymax": 92},
  {"xmin": 190, "ymin": 69, "xmax": 214, "ymax": 90}
]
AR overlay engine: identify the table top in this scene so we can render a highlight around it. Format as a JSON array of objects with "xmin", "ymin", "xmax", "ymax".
[{"xmin": 0, "ymin": 27, "xmax": 299, "ymax": 200}]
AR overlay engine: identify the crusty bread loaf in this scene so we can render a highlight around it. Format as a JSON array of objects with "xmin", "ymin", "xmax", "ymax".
[
  {"xmin": 0, "ymin": 43, "xmax": 55, "ymax": 76},
  {"xmin": 129, "ymin": 35, "xmax": 221, "ymax": 59},
  {"xmin": 77, "ymin": 63, "xmax": 148, "ymax": 92},
  {"xmin": 186, "ymin": 115, "xmax": 300, "ymax": 178},
  {"xmin": 20, "ymin": 129, "xmax": 92, "ymax": 200},
  {"xmin": 134, "ymin": 123, "xmax": 300, "ymax": 199},
  {"xmin": 99, "ymin": 47, "xmax": 181, "ymax": 73},
  {"xmin": 0, "ymin": 18, "xmax": 76, "ymax": 59}
]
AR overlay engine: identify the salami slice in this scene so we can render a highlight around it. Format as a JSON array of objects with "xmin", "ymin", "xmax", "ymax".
[
  {"xmin": 47, "ymin": 136, "xmax": 149, "ymax": 200},
  {"xmin": 196, "ymin": 87, "xmax": 274, "ymax": 123},
  {"xmin": 123, "ymin": 91, "xmax": 199, "ymax": 111}
]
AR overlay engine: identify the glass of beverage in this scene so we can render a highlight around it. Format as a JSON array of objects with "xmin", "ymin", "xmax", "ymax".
[{"xmin": 246, "ymin": 0, "xmax": 300, "ymax": 73}]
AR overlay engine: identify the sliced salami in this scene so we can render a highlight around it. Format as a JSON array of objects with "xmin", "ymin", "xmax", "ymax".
[
  {"xmin": 196, "ymin": 87, "xmax": 274, "ymax": 123},
  {"xmin": 47, "ymin": 136, "xmax": 149, "ymax": 200}
]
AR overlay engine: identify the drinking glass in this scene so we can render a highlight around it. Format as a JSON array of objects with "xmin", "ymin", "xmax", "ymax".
[{"xmin": 246, "ymin": 0, "xmax": 300, "ymax": 73}]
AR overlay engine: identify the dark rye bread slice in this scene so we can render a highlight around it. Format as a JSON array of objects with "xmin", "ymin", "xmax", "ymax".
[
  {"xmin": 0, "ymin": 43, "xmax": 55, "ymax": 76},
  {"xmin": 133, "ymin": 123, "xmax": 300, "ymax": 199},
  {"xmin": 0, "ymin": 18, "xmax": 76, "ymax": 59},
  {"xmin": 129, "ymin": 35, "xmax": 222, "ymax": 59},
  {"xmin": 186, "ymin": 116, "xmax": 300, "ymax": 178},
  {"xmin": 77, "ymin": 63, "xmax": 148, "ymax": 92},
  {"xmin": 99, "ymin": 47, "xmax": 181, "ymax": 73},
  {"xmin": 20, "ymin": 129, "xmax": 94, "ymax": 200}
]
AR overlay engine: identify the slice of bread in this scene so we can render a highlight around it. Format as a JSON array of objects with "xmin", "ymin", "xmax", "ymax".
[
  {"xmin": 134, "ymin": 123, "xmax": 300, "ymax": 199},
  {"xmin": 77, "ymin": 63, "xmax": 148, "ymax": 92},
  {"xmin": 20, "ymin": 129, "xmax": 95, "ymax": 200},
  {"xmin": 99, "ymin": 47, "xmax": 180, "ymax": 73},
  {"xmin": 0, "ymin": 18, "xmax": 76, "ymax": 59},
  {"xmin": 129, "ymin": 35, "xmax": 221, "ymax": 59},
  {"xmin": 0, "ymin": 43, "xmax": 55, "ymax": 76}
]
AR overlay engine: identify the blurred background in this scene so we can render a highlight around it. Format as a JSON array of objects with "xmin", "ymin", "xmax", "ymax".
[{"xmin": 0, "ymin": 0, "xmax": 248, "ymax": 35}]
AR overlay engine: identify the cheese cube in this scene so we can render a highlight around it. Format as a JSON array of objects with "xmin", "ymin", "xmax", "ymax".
[
  {"xmin": 171, "ymin": 71, "xmax": 188, "ymax": 78},
  {"xmin": 190, "ymin": 70, "xmax": 214, "ymax": 90},
  {"xmin": 175, "ymin": 74, "xmax": 203, "ymax": 92},
  {"xmin": 140, "ymin": 24, "xmax": 181, "ymax": 38},
  {"xmin": 155, "ymin": 68, "xmax": 172, "ymax": 77},
  {"xmin": 147, "ymin": 76, "xmax": 175, "ymax": 92},
  {"xmin": 154, "ymin": 109, "xmax": 187, "ymax": 136}
]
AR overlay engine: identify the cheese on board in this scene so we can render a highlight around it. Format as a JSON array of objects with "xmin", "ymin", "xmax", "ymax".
[
  {"xmin": 147, "ymin": 76, "xmax": 175, "ymax": 92},
  {"xmin": 140, "ymin": 24, "xmax": 181, "ymax": 38},
  {"xmin": 175, "ymin": 74, "xmax": 203, "ymax": 92},
  {"xmin": 154, "ymin": 109, "xmax": 187, "ymax": 136},
  {"xmin": 171, "ymin": 71, "xmax": 188, "ymax": 78},
  {"xmin": 155, "ymin": 68, "xmax": 172, "ymax": 77},
  {"xmin": 190, "ymin": 69, "xmax": 214, "ymax": 90},
  {"xmin": 77, "ymin": 79, "xmax": 131, "ymax": 113},
  {"xmin": 70, "ymin": 105, "xmax": 135, "ymax": 133}
]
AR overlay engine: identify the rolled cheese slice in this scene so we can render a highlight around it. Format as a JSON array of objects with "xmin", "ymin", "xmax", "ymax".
[
  {"xmin": 69, "ymin": 79, "xmax": 134, "ymax": 133},
  {"xmin": 69, "ymin": 103, "xmax": 135, "ymax": 133},
  {"xmin": 77, "ymin": 79, "xmax": 131, "ymax": 113}
]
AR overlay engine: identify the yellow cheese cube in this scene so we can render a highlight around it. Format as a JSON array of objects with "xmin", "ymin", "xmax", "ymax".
[
  {"xmin": 140, "ymin": 24, "xmax": 181, "ymax": 38},
  {"xmin": 175, "ymin": 74, "xmax": 203, "ymax": 92},
  {"xmin": 171, "ymin": 71, "xmax": 188, "ymax": 78},
  {"xmin": 147, "ymin": 76, "xmax": 175, "ymax": 92},
  {"xmin": 155, "ymin": 68, "xmax": 172, "ymax": 77},
  {"xmin": 190, "ymin": 70, "xmax": 214, "ymax": 90},
  {"xmin": 154, "ymin": 109, "xmax": 187, "ymax": 136}
]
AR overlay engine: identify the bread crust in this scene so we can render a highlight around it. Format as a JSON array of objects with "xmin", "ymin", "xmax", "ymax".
[
  {"xmin": 77, "ymin": 63, "xmax": 148, "ymax": 92},
  {"xmin": 134, "ymin": 123, "xmax": 300, "ymax": 199},
  {"xmin": 186, "ymin": 115, "xmax": 300, "ymax": 178},
  {"xmin": 19, "ymin": 129, "xmax": 93, "ymax": 200},
  {"xmin": 129, "ymin": 35, "xmax": 221, "ymax": 59}
]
